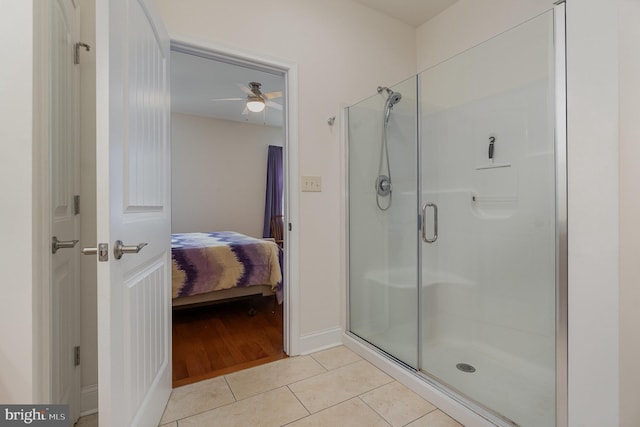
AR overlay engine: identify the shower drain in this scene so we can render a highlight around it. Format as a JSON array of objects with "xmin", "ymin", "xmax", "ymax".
[{"xmin": 456, "ymin": 363, "xmax": 476, "ymax": 373}]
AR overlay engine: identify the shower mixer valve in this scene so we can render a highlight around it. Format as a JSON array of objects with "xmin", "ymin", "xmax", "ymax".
[
  {"xmin": 488, "ymin": 136, "xmax": 496, "ymax": 161},
  {"xmin": 375, "ymin": 175, "xmax": 392, "ymax": 197}
]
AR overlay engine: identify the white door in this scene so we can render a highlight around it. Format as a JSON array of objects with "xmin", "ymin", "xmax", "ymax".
[
  {"xmin": 95, "ymin": 0, "xmax": 172, "ymax": 425},
  {"xmin": 50, "ymin": 0, "xmax": 81, "ymax": 423}
]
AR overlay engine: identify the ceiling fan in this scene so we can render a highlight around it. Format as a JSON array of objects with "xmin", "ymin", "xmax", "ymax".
[{"xmin": 211, "ymin": 82, "xmax": 283, "ymax": 114}]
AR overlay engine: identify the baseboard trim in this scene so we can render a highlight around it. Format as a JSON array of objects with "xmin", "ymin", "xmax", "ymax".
[
  {"xmin": 298, "ymin": 327, "xmax": 342, "ymax": 355},
  {"xmin": 80, "ymin": 384, "xmax": 98, "ymax": 417}
]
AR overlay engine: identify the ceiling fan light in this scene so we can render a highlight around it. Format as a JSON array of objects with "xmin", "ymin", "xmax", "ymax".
[{"xmin": 246, "ymin": 96, "xmax": 265, "ymax": 112}]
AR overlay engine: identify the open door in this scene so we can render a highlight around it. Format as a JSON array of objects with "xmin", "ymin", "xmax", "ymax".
[
  {"xmin": 50, "ymin": 0, "xmax": 81, "ymax": 422},
  {"xmin": 94, "ymin": 0, "xmax": 171, "ymax": 425}
]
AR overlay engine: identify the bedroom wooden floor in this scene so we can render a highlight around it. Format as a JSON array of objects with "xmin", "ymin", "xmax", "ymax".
[{"xmin": 172, "ymin": 295, "xmax": 285, "ymax": 387}]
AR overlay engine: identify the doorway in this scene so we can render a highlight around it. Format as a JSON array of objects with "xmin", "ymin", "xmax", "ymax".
[{"xmin": 169, "ymin": 43, "xmax": 292, "ymax": 386}]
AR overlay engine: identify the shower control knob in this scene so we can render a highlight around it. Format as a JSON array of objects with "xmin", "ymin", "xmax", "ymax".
[{"xmin": 375, "ymin": 175, "xmax": 392, "ymax": 197}]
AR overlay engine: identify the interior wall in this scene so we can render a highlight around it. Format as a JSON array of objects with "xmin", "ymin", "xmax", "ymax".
[
  {"xmin": 155, "ymin": 0, "xmax": 417, "ymax": 337},
  {"xmin": 171, "ymin": 113, "xmax": 283, "ymax": 238},
  {"xmin": 618, "ymin": 2, "xmax": 640, "ymax": 426},
  {"xmin": 566, "ymin": 1, "xmax": 620, "ymax": 425},
  {"xmin": 0, "ymin": 0, "xmax": 35, "ymax": 403}
]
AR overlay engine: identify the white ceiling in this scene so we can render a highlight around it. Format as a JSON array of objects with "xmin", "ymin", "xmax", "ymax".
[
  {"xmin": 352, "ymin": 0, "xmax": 458, "ymax": 27},
  {"xmin": 170, "ymin": 51, "xmax": 285, "ymax": 128}
]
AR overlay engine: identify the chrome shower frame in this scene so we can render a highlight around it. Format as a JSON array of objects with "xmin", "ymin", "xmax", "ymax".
[
  {"xmin": 554, "ymin": 4, "xmax": 568, "ymax": 426},
  {"xmin": 345, "ymin": 4, "xmax": 567, "ymax": 426}
]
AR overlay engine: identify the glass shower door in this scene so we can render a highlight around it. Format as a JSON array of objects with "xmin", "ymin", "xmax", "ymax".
[
  {"xmin": 419, "ymin": 11, "xmax": 557, "ymax": 426},
  {"xmin": 348, "ymin": 76, "xmax": 418, "ymax": 367}
]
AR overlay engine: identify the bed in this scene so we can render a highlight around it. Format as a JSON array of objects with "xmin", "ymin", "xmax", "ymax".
[{"xmin": 171, "ymin": 231, "xmax": 283, "ymax": 307}]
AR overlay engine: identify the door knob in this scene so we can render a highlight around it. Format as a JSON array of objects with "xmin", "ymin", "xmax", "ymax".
[
  {"xmin": 52, "ymin": 236, "xmax": 79, "ymax": 254},
  {"xmin": 113, "ymin": 240, "xmax": 148, "ymax": 260}
]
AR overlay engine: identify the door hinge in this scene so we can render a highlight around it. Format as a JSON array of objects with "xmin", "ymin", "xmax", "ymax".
[
  {"xmin": 74, "ymin": 42, "xmax": 91, "ymax": 65},
  {"xmin": 74, "ymin": 346, "xmax": 80, "ymax": 366},
  {"xmin": 74, "ymin": 195, "xmax": 80, "ymax": 215},
  {"xmin": 288, "ymin": 223, "xmax": 292, "ymax": 231}
]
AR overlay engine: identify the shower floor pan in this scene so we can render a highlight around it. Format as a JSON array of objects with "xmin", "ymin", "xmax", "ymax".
[{"xmin": 364, "ymin": 326, "xmax": 555, "ymax": 427}]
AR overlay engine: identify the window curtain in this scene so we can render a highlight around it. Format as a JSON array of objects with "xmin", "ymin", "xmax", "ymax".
[{"xmin": 263, "ymin": 145, "xmax": 283, "ymax": 238}]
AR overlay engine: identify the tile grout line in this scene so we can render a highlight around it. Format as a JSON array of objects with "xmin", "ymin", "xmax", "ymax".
[
  {"xmin": 356, "ymin": 395, "xmax": 394, "ymax": 427},
  {"xmin": 312, "ymin": 357, "xmax": 364, "ymax": 371},
  {"xmin": 168, "ymin": 385, "xmax": 296, "ymax": 425},
  {"xmin": 286, "ymin": 377, "xmax": 394, "ymax": 420},
  {"xmin": 279, "ymin": 358, "xmax": 338, "ymax": 390},
  {"xmin": 308, "ymin": 351, "xmax": 362, "ymax": 371},
  {"xmin": 166, "ymin": 349, "xmax": 452, "ymax": 427},
  {"xmin": 356, "ymin": 380, "xmax": 444, "ymax": 427},
  {"xmin": 223, "ymin": 355, "xmax": 328, "ymax": 401},
  {"xmin": 225, "ymin": 349, "xmax": 364, "ymax": 402},
  {"xmin": 163, "ymin": 377, "xmax": 240, "ymax": 425},
  {"xmin": 223, "ymin": 374, "xmax": 238, "ymax": 402},
  {"xmin": 282, "ymin": 384, "xmax": 312, "ymax": 424},
  {"xmin": 167, "ymin": 349, "xmax": 397, "ymax": 426},
  {"xmin": 356, "ymin": 381, "xmax": 401, "ymax": 427},
  {"xmin": 398, "ymin": 407, "xmax": 440, "ymax": 427}
]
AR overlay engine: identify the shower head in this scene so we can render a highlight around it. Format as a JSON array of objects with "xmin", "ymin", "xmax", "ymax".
[
  {"xmin": 387, "ymin": 91, "xmax": 402, "ymax": 107},
  {"xmin": 383, "ymin": 90, "xmax": 402, "ymax": 125}
]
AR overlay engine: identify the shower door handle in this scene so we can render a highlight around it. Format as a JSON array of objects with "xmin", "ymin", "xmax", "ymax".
[{"xmin": 421, "ymin": 202, "xmax": 438, "ymax": 243}]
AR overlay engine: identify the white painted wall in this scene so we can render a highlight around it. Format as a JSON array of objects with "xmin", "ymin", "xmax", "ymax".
[
  {"xmin": 0, "ymin": 0, "xmax": 35, "ymax": 403},
  {"xmin": 171, "ymin": 113, "xmax": 283, "ymax": 238},
  {"xmin": 155, "ymin": 0, "xmax": 417, "ymax": 337},
  {"xmin": 618, "ymin": 2, "xmax": 640, "ymax": 426},
  {"xmin": 566, "ymin": 2, "xmax": 619, "ymax": 425}
]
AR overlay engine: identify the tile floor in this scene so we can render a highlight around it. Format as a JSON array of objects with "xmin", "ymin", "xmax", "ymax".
[
  {"xmin": 77, "ymin": 346, "xmax": 464, "ymax": 427},
  {"xmin": 76, "ymin": 413, "xmax": 98, "ymax": 426}
]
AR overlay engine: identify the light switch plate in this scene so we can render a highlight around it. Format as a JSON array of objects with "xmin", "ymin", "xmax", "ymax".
[{"xmin": 301, "ymin": 175, "xmax": 322, "ymax": 192}]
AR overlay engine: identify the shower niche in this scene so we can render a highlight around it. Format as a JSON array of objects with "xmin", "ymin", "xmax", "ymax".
[{"xmin": 348, "ymin": 8, "xmax": 562, "ymax": 427}]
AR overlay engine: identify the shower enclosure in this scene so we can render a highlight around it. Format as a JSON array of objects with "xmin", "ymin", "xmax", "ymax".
[{"xmin": 347, "ymin": 7, "xmax": 565, "ymax": 427}]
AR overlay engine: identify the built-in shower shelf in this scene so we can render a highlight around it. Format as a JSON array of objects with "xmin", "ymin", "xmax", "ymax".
[
  {"xmin": 475, "ymin": 163, "xmax": 511, "ymax": 170},
  {"xmin": 471, "ymin": 194, "xmax": 517, "ymax": 203},
  {"xmin": 470, "ymin": 193, "xmax": 517, "ymax": 219}
]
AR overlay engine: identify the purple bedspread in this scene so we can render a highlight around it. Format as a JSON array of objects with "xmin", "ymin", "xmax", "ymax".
[{"xmin": 171, "ymin": 231, "xmax": 283, "ymax": 303}]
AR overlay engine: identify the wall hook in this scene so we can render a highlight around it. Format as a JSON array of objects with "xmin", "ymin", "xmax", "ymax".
[
  {"xmin": 327, "ymin": 116, "xmax": 336, "ymax": 126},
  {"xmin": 74, "ymin": 42, "xmax": 91, "ymax": 65}
]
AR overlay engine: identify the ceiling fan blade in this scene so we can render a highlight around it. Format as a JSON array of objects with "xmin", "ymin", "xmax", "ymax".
[
  {"xmin": 237, "ymin": 83, "xmax": 253, "ymax": 96},
  {"xmin": 263, "ymin": 91, "xmax": 283, "ymax": 100},
  {"xmin": 210, "ymin": 97, "xmax": 243, "ymax": 102},
  {"xmin": 242, "ymin": 105, "xmax": 249, "ymax": 115},
  {"xmin": 266, "ymin": 100, "xmax": 283, "ymax": 111}
]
